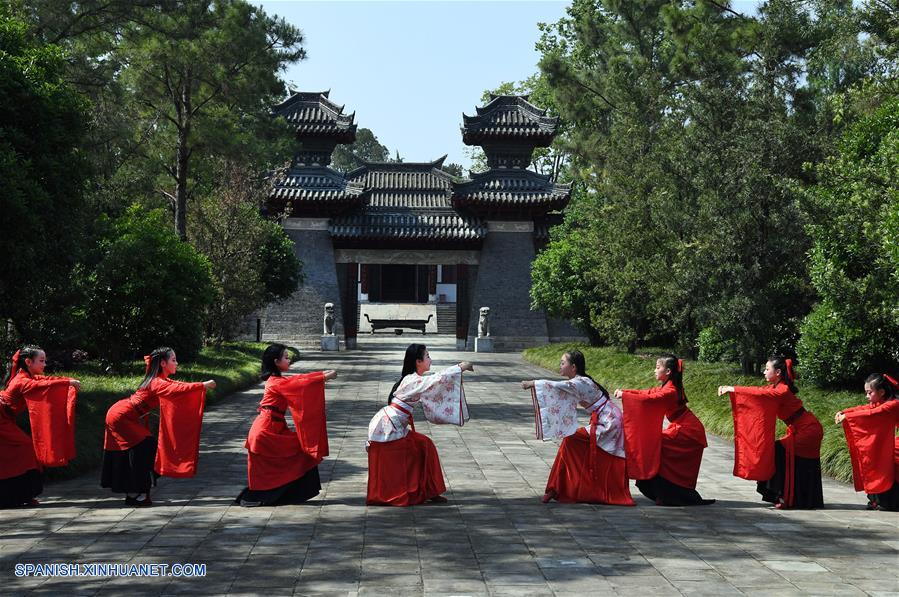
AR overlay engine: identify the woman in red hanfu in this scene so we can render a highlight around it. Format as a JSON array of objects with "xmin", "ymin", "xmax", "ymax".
[
  {"xmin": 719, "ymin": 356, "xmax": 824, "ymax": 509},
  {"xmin": 521, "ymin": 350, "xmax": 633, "ymax": 505},
  {"xmin": 235, "ymin": 343, "xmax": 337, "ymax": 507},
  {"xmin": 366, "ymin": 344, "xmax": 473, "ymax": 506},
  {"xmin": 101, "ymin": 346, "xmax": 215, "ymax": 507},
  {"xmin": 616, "ymin": 355, "xmax": 714, "ymax": 506},
  {"xmin": 835, "ymin": 373, "xmax": 899, "ymax": 511},
  {"xmin": 1, "ymin": 346, "xmax": 80, "ymax": 508}
]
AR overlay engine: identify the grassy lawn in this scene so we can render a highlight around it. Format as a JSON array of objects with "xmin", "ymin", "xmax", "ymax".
[
  {"xmin": 23, "ymin": 342, "xmax": 297, "ymax": 481},
  {"xmin": 522, "ymin": 343, "xmax": 867, "ymax": 483}
]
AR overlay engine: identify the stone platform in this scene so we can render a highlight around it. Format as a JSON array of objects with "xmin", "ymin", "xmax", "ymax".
[{"xmin": 1, "ymin": 336, "xmax": 896, "ymax": 596}]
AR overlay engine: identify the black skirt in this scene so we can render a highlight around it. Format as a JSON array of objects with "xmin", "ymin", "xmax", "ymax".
[
  {"xmin": 756, "ymin": 440, "xmax": 824, "ymax": 509},
  {"xmin": 868, "ymin": 482, "xmax": 899, "ymax": 512},
  {"xmin": 100, "ymin": 436, "xmax": 158, "ymax": 494},
  {"xmin": 0, "ymin": 469, "xmax": 42, "ymax": 508},
  {"xmin": 235, "ymin": 466, "xmax": 321, "ymax": 507},
  {"xmin": 636, "ymin": 475, "xmax": 715, "ymax": 506}
]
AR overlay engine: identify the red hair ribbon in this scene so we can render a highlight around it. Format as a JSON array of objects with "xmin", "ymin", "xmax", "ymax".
[
  {"xmin": 143, "ymin": 355, "xmax": 152, "ymax": 374},
  {"xmin": 677, "ymin": 359, "xmax": 683, "ymax": 373},
  {"xmin": 785, "ymin": 359, "xmax": 795, "ymax": 382},
  {"xmin": 884, "ymin": 374, "xmax": 899, "ymax": 388},
  {"xmin": 8, "ymin": 350, "xmax": 21, "ymax": 382}
]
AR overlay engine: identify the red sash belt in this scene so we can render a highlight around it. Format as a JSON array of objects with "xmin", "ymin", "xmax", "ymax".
[
  {"xmin": 259, "ymin": 405, "xmax": 286, "ymax": 415},
  {"xmin": 587, "ymin": 396, "xmax": 609, "ymax": 474},
  {"xmin": 258, "ymin": 405, "xmax": 286, "ymax": 423},
  {"xmin": 784, "ymin": 407, "xmax": 805, "ymax": 425},
  {"xmin": 781, "ymin": 409, "xmax": 804, "ymax": 507},
  {"xmin": 130, "ymin": 396, "xmax": 152, "ymax": 418},
  {"xmin": 668, "ymin": 406, "xmax": 688, "ymax": 422},
  {"xmin": 390, "ymin": 400, "xmax": 414, "ymax": 431}
]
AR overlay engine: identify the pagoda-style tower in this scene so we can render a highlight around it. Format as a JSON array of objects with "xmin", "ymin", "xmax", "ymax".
[
  {"xmin": 253, "ymin": 90, "xmax": 585, "ymax": 351},
  {"xmin": 262, "ymin": 91, "xmax": 368, "ymax": 347},
  {"xmin": 456, "ymin": 95, "xmax": 573, "ymax": 350}
]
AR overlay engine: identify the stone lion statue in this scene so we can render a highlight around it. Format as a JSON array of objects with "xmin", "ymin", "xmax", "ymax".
[
  {"xmin": 323, "ymin": 302, "xmax": 335, "ymax": 335},
  {"xmin": 478, "ymin": 306, "xmax": 490, "ymax": 338}
]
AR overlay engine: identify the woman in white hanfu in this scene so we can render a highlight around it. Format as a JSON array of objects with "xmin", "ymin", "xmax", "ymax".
[
  {"xmin": 521, "ymin": 349, "xmax": 634, "ymax": 505},
  {"xmin": 366, "ymin": 343, "xmax": 473, "ymax": 506}
]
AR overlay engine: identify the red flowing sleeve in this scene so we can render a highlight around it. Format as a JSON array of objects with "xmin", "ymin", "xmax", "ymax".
[
  {"xmin": 153, "ymin": 378, "xmax": 207, "ymax": 478},
  {"xmin": 15, "ymin": 376, "xmax": 78, "ymax": 467},
  {"xmin": 621, "ymin": 384, "xmax": 677, "ymax": 480},
  {"xmin": 283, "ymin": 372, "xmax": 328, "ymax": 462},
  {"xmin": 842, "ymin": 400, "xmax": 899, "ymax": 494},
  {"xmin": 728, "ymin": 385, "xmax": 782, "ymax": 480}
]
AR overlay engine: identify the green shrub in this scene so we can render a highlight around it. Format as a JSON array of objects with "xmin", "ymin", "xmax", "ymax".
[
  {"xmin": 88, "ymin": 206, "xmax": 215, "ymax": 363},
  {"xmin": 798, "ymin": 95, "xmax": 899, "ymax": 385},
  {"xmin": 797, "ymin": 302, "xmax": 897, "ymax": 387},
  {"xmin": 697, "ymin": 327, "xmax": 738, "ymax": 363}
]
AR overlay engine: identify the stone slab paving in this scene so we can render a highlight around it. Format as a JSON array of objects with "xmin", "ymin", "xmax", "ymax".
[{"xmin": 1, "ymin": 336, "xmax": 897, "ymax": 596}]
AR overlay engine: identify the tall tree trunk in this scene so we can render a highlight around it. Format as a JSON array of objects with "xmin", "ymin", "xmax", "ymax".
[
  {"xmin": 174, "ymin": 127, "xmax": 190, "ymax": 240},
  {"xmin": 174, "ymin": 78, "xmax": 192, "ymax": 241}
]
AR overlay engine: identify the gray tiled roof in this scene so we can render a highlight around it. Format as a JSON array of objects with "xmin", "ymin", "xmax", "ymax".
[
  {"xmin": 462, "ymin": 95, "xmax": 559, "ymax": 145},
  {"xmin": 268, "ymin": 166, "xmax": 367, "ymax": 216},
  {"xmin": 333, "ymin": 158, "xmax": 485, "ymax": 244},
  {"xmin": 330, "ymin": 209, "xmax": 486, "ymax": 244},
  {"xmin": 346, "ymin": 156, "xmax": 452, "ymax": 189},
  {"xmin": 347, "ymin": 157, "xmax": 454, "ymax": 209},
  {"xmin": 453, "ymin": 170, "xmax": 570, "ymax": 214},
  {"xmin": 273, "ymin": 91, "xmax": 357, "ymax": 140}
]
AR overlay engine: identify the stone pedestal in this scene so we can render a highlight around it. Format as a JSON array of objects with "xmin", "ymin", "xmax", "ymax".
[
  {"xmin": 456, "ymin": 338, "xmax": 467, "ymax": 351},
  {"xmin": 320, "ymin": 336, "xmax": 339, "ymax": 351},
  {"xmin": 475, "ymin": 337, "xmax": 494, "ymax": 353}
]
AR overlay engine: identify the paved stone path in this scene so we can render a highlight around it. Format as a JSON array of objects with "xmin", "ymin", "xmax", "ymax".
[{"xmin": 2, "ymin": 336, "xmax": 897, "ymax": 596}]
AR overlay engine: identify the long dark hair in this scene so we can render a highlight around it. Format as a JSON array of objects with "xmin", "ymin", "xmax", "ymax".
[
  {"xmin": 261, "ymin": 343, "xmax": 289, "ymax": 381},
  {"xmin": 388, "ymin": 343, "xmax": 427, "ymax": 404},
  {"xmin": 769, "ymin": 356, "xmax": 799, "ymax": 394},
  {"xmin": 3, "ymin": 345, "xmax": 43, "ymax": 387},
  {"xmin": 658, "ymin": 354, "xmax": 687, "ymax": 405},
  {"xmin": 138, "ymin": 347, "xmax": 174, "ymax": 390},
  {"xmin": 564, "ymin": 350, "xmax": 608, "ymax": 397},
  {"xmin": 865, "ymin": 373, "xmax": 898, "ymax": 401}
]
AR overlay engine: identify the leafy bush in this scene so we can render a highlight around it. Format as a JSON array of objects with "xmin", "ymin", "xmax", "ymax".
[
  {"xmin": 798, "ymin": 95, "xmax": 899, "ymax": 385},
  {"xmin": 0, "ymin": 14, "xmax": 94, "ymax": 349},
  {"xmin": 530, "ymin": 218, "xmax": 605, "ymax": 345},
  {"xmin": 88, "ymin": 206, "xmax": 215, "ymax": 363},
  {"xmin": 697, "ymin": 327, "xmax": 738, "ymax": 363}
]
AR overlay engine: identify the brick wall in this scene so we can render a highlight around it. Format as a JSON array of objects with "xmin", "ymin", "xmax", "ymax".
[
  {"xmin": 258, "ymin": 227, "xmax": 344, "ymax": 347},
  {"xmin": 467, "ymin": 227, "xmax": 549, "ymax": 350}
]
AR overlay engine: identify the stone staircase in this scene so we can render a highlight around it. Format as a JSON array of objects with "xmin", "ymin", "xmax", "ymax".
[{"xmin": 436, "ymin": 303, "xmax": 456, "ymax": 335}]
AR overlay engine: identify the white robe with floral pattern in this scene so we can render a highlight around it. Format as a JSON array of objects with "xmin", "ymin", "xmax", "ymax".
[
  {"xmin": 367, "ymin": 365, "xmax": 468, "ymax": 444},
  {"xmin": 531, "ymin": 375, "xmax": 625, "ymax": 457}
]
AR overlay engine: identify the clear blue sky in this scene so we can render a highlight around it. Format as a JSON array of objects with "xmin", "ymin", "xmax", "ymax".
[
  {"xmin": 252, "ymin": 1, "xmax": 569, "ymax": 169},
  {"xmin": 253, "ymin": 1, "xmax": 763, "ymax": 169}
]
